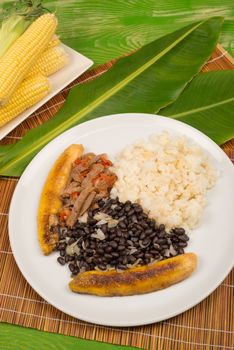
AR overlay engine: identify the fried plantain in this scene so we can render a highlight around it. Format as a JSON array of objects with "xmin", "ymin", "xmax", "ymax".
[
  {"xmin": 69, "ymin": 253, "xmax": 197, "ymax": 296},
  {"xmin": 37, "ymin": 144, "xmax": 84, "ymax": 255}
]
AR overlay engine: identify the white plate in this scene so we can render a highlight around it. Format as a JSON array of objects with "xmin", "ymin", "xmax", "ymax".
[
  {"xmin": 9, "ymin": 114, "xmax": 234, "ymax": 327},
  {"xmin": 0, "ymin": 44, "xmax": 93, "ymax": 140}
]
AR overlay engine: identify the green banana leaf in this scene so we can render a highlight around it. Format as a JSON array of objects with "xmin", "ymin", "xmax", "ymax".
[
  {"xmin": 0, "ymin": 17, "xmax": 223, "ymax": 176},
  {"xmin": 1, "ymin": 0, "xmax": 233, "ymax": 63},
  {"xmin": 0, "ymin": 323, "xmax": 137, "ymax": 350},
  {"xmin": 160, "ymin": 70, "xmax": 234, "ymax": 144}
]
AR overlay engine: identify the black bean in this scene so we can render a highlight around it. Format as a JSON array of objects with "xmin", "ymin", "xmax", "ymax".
[
  {"xmin": 149, "ymin": 232, "xmax": 157, "ymax": 239},
  {"xmin": 145, "ymin": 253, "xmax": 153, "ymax": 259},
  {"xmin": 109, "ymin": 233, "xmax": 116, "ymax": 240},
  {"xmin": 119, "ymin": 250, "xmax": 126, "ymax": 256},
  {"xmin": 84, "ymin": 227, "xmax": 90, "ymax": 234},
  {"xmin": 110, "ymin": 241, "xmax": 118, "ymax": 249},
  {"xmin": 149, "ymin": 220, "xmax": 156, "ymax": 228},
  {"xmin": 140, "ymin": 233, "xmax": 146, "ymax": 240},
  {"xmin": 119, "ymin": 221, "xmax": 126, "ymax": 229},
  {"xmin": 178, "ymin": 242, "xmax": 188, "ymax": 248},
  {"xmin": 179, "ymin": 234, "xmax": 189, "ymax": 242},
  {"xmin": 104, "ymin": 253, "xmax": 113, "ymax": 260},
  {"xmin": 134, "ymin": 206, "xmax": 143, "ymax": 214},
  {"xmin": 97, "ymin": 248, "xmax": 105, "ymax": 255},
  {"xmin": 153, "ymin": 254, "xmax": 160, "ymax": 259},
  {"xmin": 65, "ymin": 255, "xmax": 70, "ymax": 263},
  {"xmin": 57, "ymin": 257, "xmax": 65, "ymax": 265},
  {"xmin": 111, "ymin": 252, "xmax": 119, "ymax": 258},
  {"xmin": 159, "ymin": 224, "xmax": 165, "ymax": 231},
  {"xmin": 88, "ymin": 218, "xmax": 97, "ymax": 226},
  {"xmin": 174, "ymin": 227, "xmax": 185, "ymax": 235},
  {"xmin": 118, "ymin": 210, "xmax": 125, "ymax": 216},
  {"xmin": 131, "ymin": 237, "xmax": 138, "ymax": 243},
  {"xmin": 127, "ymin": 209, "xmax": 135, "ymax": 216},
  {"xmin": 110, "ymin": 260, "xmax": 118, "ymax": 266},
  {"xmin": 158, "ymin": 231, "xmax": 166, "ymax": 238},
  {"xmin": 127, "ymin": 256, "xmax": 136, "ymax": 263},
  {"xmin": 124, "ymin": 204, "xmax": 131, "ymax": 212},
  {"xmin": 78, "ymin": 230, "xmax": 86, "ymax": 237},
  {"xmin": 143, "ymin": 222, "xmax": 149, "ymax": 230},
  {"xmin": 69, "ymin": 263, "xmax": 75, "ymax": 272},
  {"xmin": 158, "ymin": 238, "xmax": 167, "ymax": 244},
  {"xmin": 105, "ymin": 246, "xmax": 113, "ymax": 253},
  {"xmin": 117, "ymin": 230, "xmax": 123, "ymax": 237},
  {"xmin": 171, "ymin": 236, "xmax": 179, "ymax": 243},
  {"xmin": 142, "ymin": 238, "xmax": 150, "ymax": 246},
  {"xmin": 57, "ymin": 242, "xmax": 66, "ymax": 251},
  {"xmin": 60, "ymin": 249, "xmax": 66, "ymax": 257},
  {"xmin": 86, "ymin": 248, "xmax": 94, "ymax": 256},
  {"xmin": 131, "ymin": 215, "xmax": 138, "ymax": 223},
  {"xmin": 177, "ymin": 248, "xmax": 184, "ymax": 254},
  {"xmin": 98, "ymin": 264, "xmax": 106, "ymax": 270},
  {"xmin": 123, "ymin": 232, "xmax": 130, "ymax": 239},
  {"xmin": 75, "ymin": 254, "xmax": 82, "ymax": 261},
  {"xmin": 67, "ymin": 238, "xmax": 76, "ymax": 245},
  {"xmin": 118, "ymin": 245, "xmax": 125, "ymax": 251},
  {"xmin": 115, "ymin": 205, "xmax": 122, "ymax": 212},
  {"xmin": 149, "ymin": 249, "xmax": 159, "ymax": 255},
  {"xmin": 145, "ymin": 229, "xmax": 153, "ymax": 235}
]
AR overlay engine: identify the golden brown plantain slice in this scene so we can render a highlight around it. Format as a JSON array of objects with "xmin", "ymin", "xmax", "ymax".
[
  {"xmin": 38, "ymin": 144, "xmax": 84, "ymax": 255},
  {"xmin": 69, "ymin": 253, "xmax": 197, "ymax": 296}
]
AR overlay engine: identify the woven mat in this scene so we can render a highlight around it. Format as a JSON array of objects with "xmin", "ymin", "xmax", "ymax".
[{"xmin": 0, "ymin": 45, "xmax": 233, "ymax": 350}]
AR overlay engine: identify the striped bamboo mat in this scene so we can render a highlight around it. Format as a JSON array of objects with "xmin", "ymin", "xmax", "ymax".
[{"xmin": 0, "ymin": 45, "xmax": 233, "ymax": 350}]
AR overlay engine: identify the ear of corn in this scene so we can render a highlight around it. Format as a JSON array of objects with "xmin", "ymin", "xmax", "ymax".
[
  {"xmin": 47, "ymin": 35, "xmax": 61, "ymax": 49},
  {"xmin": 0, "ymin": 74, "xmax": 50, "ymax": 127},
  {"xmin": 0, "ymin": 13, "xmax": 57, "ymax": 106},
  {"xmin": 29, "ymin": 45, "xmax": 69, "ymax": 77}
]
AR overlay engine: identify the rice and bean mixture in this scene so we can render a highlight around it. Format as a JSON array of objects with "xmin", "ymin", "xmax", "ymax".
[{"xmin": 111, "ymin": 132, "xmax": 217, "ymax": 229}]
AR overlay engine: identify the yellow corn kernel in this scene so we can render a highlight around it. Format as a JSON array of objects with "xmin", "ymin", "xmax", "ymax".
[
  {"xmin": 29, "ymin": 45, "xmax": 69, "ymax": 77},
  {"xmin": 47, "ymin": 35, "xmax": 61, "ymax": 49},
  {"xmin": 0, "ymin": 13, "xmax": 57, "ymax": 106},
  {"xmin": 0, "ymin": 74, "xmax": 50, "ymax": 127}
]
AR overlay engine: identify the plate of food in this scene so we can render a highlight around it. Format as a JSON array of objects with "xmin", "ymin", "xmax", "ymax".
[{"xmin": 9, "ymin": 113, "xmax": 234, "ymax": 326}]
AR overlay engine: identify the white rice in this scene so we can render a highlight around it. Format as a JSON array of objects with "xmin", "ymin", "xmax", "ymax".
[{"xmin": 111, "ymin": 132, "xmax": 218, "ymax": 230}]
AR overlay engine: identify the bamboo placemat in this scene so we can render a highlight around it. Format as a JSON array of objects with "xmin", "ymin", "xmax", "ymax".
[{"xmin": 0, "ymin": 45, "xmax": 233, "ymax": 350}]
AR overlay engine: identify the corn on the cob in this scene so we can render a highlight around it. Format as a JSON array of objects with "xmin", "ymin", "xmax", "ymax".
[
  {"xmin": 47, "ymin": 35, "xmax": 61, "ymax": 49},
  {"xmin": 0, "ymin": 74, "xmax": 50, "ymax": 127},
  {"xmin": 29, "ymin": 45, "xmax": 69, "ymax": 77},
  {"xmin": 0, "ymin": 13, "xmax": 57, "ymax": 106}
]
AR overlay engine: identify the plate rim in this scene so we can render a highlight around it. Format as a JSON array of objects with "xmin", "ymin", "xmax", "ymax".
[{"xmin": 8, "ymin": 113, "xmax": 234, "ymax": 326}]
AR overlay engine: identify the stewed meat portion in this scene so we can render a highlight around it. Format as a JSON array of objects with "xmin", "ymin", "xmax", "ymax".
[{"xmin": 59, "ymin": 153, "xmax": 117, "ymax": 226}]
